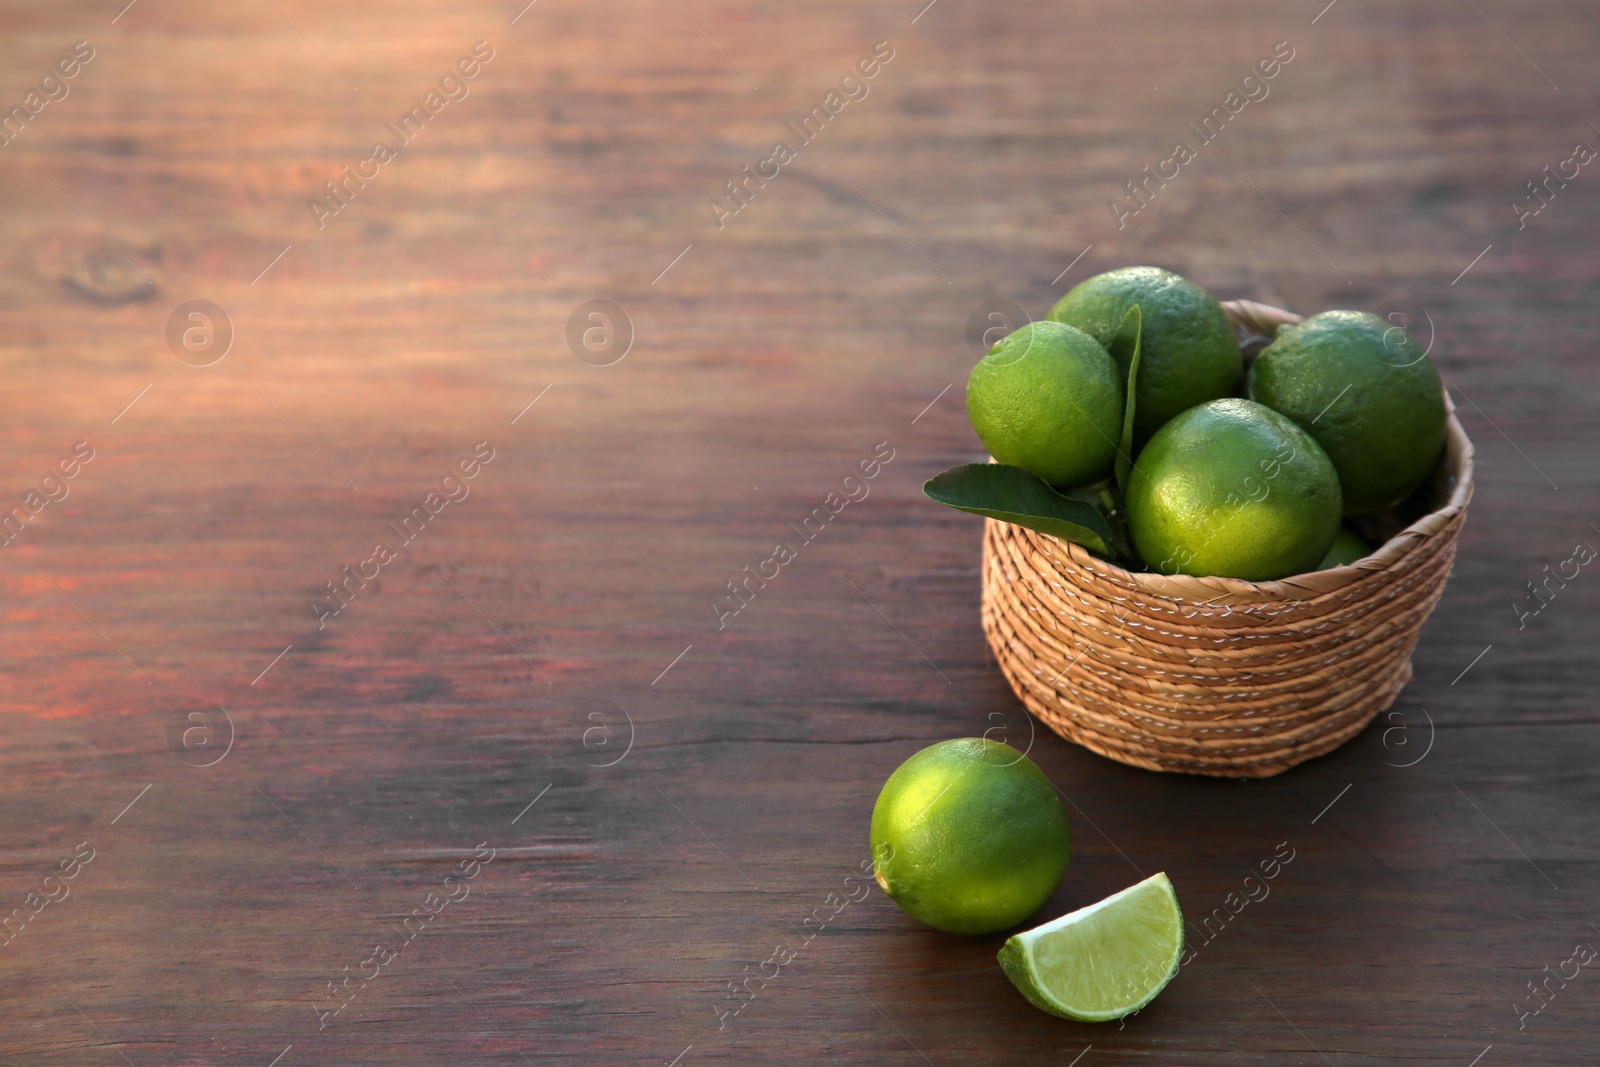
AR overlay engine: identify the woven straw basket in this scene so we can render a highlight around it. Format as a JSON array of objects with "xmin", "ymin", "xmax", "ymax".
[{"xmin": 980, "ymin": 300, "xmax": 1474, "ymax": 778}]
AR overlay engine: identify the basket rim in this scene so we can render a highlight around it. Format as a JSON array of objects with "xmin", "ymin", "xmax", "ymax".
[{"xmin": 1034, "ymin": 299, "xmax": 1475, "ymax": 604}]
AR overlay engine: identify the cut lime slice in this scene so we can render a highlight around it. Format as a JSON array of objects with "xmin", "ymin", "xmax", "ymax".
[{"xmin": 997, "ymin": 871, "xmax": 1183, "ymax": 1022}]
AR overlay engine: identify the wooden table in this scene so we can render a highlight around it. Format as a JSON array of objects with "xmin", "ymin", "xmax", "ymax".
[{"xmin": 2, "ymin": 0, "xmax": 1596, "ymax": 1062}]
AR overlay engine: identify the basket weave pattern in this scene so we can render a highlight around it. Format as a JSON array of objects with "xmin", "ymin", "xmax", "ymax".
[{"xmin": 979, "ymin": 300, "xmax": 1474, "ymax": 777}]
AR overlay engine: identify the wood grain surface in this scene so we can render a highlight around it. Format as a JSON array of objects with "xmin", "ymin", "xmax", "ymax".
[{"xmin": 1, "ymin": 0, "xmax": 1597, "ymax": 1063}]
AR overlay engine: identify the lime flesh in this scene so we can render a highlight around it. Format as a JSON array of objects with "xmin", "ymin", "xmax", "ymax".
[{"xmin": 997, "ymin": 872, "xmax": 1183, "ymax": 1022}]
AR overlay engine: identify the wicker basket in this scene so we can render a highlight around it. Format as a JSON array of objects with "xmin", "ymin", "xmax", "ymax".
[{"xmin": 980, "ymin": 299, "xmax": 1474, "ymax": 778}]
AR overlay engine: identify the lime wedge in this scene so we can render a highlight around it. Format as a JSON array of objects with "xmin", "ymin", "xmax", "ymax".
[{"xmin": 997, "ymin": 871, "xmax": 1183, "ymax": 1021}]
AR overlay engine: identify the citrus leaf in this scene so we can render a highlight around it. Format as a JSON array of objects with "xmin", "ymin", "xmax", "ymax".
[
  {"xmin": 923, "ymin": 463, "xmax": 1116, "ymax": 556},
  {"xmin": 1109, "ymin": 304, "xmax": 1141, "ymax": 494}
]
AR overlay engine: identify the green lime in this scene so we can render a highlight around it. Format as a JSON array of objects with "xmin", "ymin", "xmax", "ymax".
[
  {"xmin": 1048, "ymin": 266, "xmax": 1241, "ymax": 447},
  {"xmin": 1319, "ymin": 527, "xmax": 1372, "ymax": 569},
  {"xmin": 870, "ymin": 738, "xmax": 1071, "ymax": 935},
  {"xmin": 1126, "ymin": 398, "xmax": 1342, "ymax": 581},
  {"xmin": 998, "ymin": 872, "xmax": 1183, "ymax": 1022},
  {"xmin": 966, "ymin": 321, "xmax": 1124, "ymax": 488},
  {"xmin": 1248, "ymin": 310, "xmax": 1447, "ymax": 517}
]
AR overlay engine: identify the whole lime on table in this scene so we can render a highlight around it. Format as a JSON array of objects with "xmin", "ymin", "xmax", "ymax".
[
  {"xmin": 870, "ymin": 738, "xmax": 1071, "ymax": 935},
  {"xmin": 1319, "ymin": 527, "xmax": 1372, "ymax": 569},
  {"xmin": 1248, "ymin": 309, "xmax": 1448, "ymax": 517},
  {"xmin": 1126, "ymin": 398, "xmax": 1342, "ymax": 581},
  {"xmin": 966, "ymin": 320, "xmax": 1125, "ymax": 489},
  {"xmin": 1048, "ymin": 266, "xmax": 1241, "ymax": 448}
]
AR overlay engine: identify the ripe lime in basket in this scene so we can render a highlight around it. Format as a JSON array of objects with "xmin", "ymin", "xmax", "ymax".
[
  {"xmin": 1048, "ymin": 266, "xmax": 1241, "ymax": 448},
  {"xmin": 998, "ymin": 872, "xmax": 1184, "ymax": 1022},
  {"xmin": 870, "ymin": 738, "xmax": 1071, "ymax": 935},
  {"xmin": 966, "ymin": 320, "xmax": 1124, "ymax": 489},
  {"xmin": 1319, "ymin": 527, "xmax": 1372, "ymax": 569},
  {"xmin": 1248, "ymin": 310, "xmax": 1448, "ymax": 517},
  {"xmin": 1126, "ymin": 398, "xmax": 1341, "ymax": 581}
]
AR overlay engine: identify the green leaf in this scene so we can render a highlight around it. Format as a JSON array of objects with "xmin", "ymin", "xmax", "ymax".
[
  {"xmin": 923, "ymin": 463, "xmax": 1117, "ymax": 556},
  {"xmin": 1108, "ymin": 305, "xmax": 1141, "ymax": 494}
]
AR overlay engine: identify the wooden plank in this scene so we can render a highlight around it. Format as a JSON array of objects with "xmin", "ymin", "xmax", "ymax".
[{"xmin": 1, "ymin": 0, "xmax": 1597, "ymax": 1062}]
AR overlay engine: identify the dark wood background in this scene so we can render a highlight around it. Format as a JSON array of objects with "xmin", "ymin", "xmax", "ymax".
[{"xmin": 1, "ymin": 0, "xmax": 1596, "ymax": 1063}]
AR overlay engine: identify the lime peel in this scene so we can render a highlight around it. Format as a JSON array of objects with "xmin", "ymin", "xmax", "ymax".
[
  {"xmin": 870, "ymin": 738, "xmax": 1072, "ymax": 935},
  {"xmin": 998, "ymin": 871, "xmax": 1183, "ymax": 1022}
]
